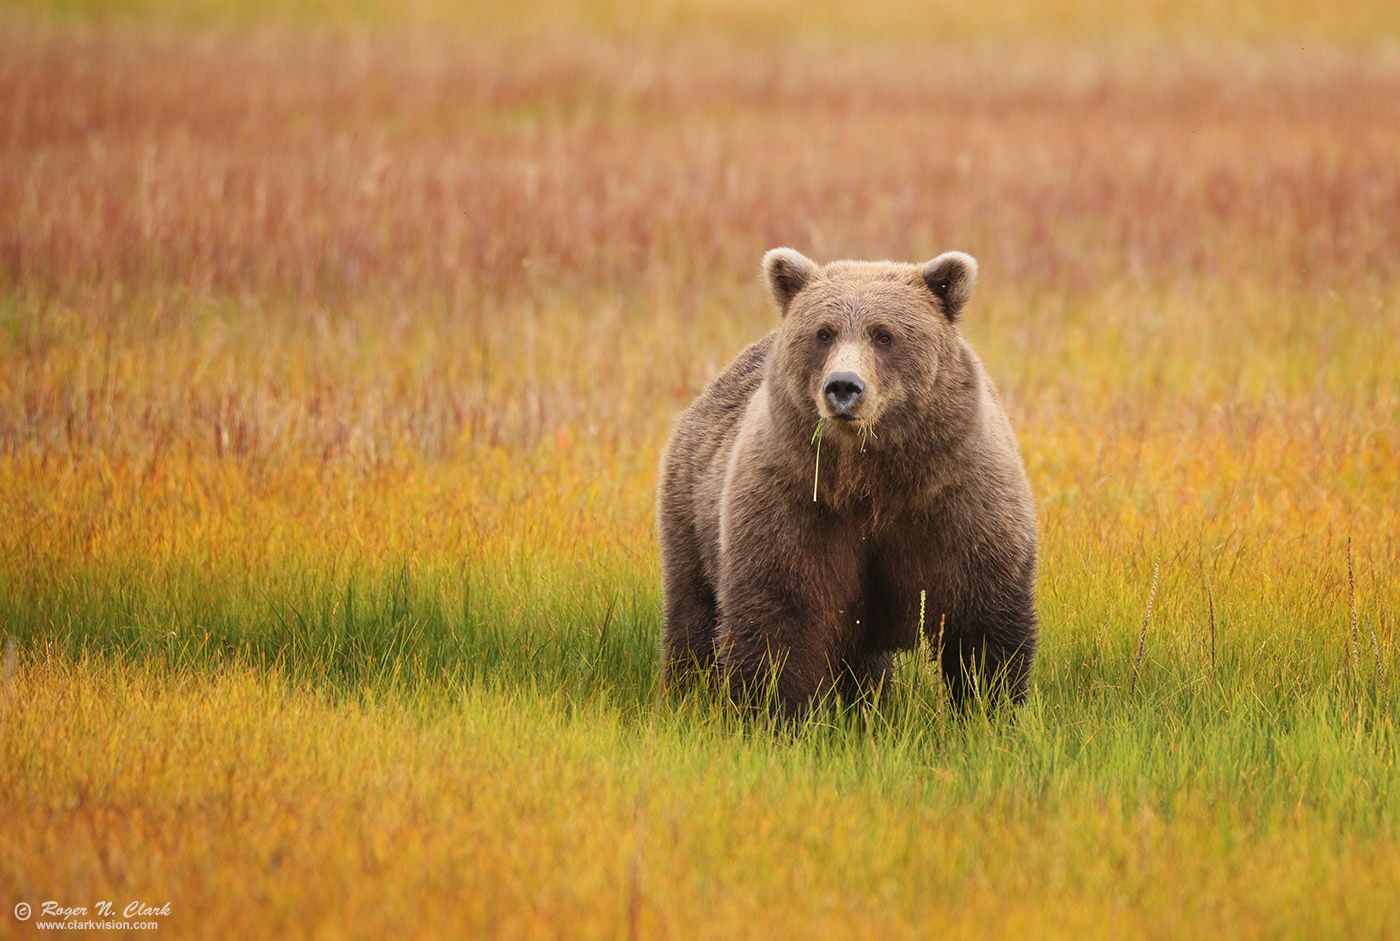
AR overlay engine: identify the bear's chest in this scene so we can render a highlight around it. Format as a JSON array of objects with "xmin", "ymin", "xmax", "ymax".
[{"xmin": 824, "ymin": 510, "xmax": 966, "ymax": 652}]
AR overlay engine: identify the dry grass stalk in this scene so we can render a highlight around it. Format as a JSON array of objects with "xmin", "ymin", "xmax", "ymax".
[
  {"xmin": 1, "ymin": 635, "xmax": 15, "ymax": 714},
  {"xmin": 1347, "ymin": 538, "xmax": 1388, "ymax": 698},
  {"xmin": 1131, "ymin": 559, "xmax": 1161, "ymax": 698},
  {"xmin": 1205, "ymin": 572, "xmax": 1217, "ymax": 672},
  {"xmin": 1348, "ymin": 537, "xmax": 1360, "ymax": 684},
  {"xmin": 1369, "ymin": 623, "xmax": 1387, "ymax": 698}
]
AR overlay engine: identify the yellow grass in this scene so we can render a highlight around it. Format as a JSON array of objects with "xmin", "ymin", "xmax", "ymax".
[{"xmin": 6, "ymin": 656, "xmax": 1399, "ymax": 938}]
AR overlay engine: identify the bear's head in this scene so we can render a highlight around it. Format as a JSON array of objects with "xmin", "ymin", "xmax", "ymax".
[{"xmin": 761, "ymin": 247, "xmax": 979, "ymax": 449}]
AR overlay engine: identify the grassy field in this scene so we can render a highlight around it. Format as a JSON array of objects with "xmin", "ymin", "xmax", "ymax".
[{"xmin": 3, "ymin": 0, "xmax": 1399, "ymax": 936}]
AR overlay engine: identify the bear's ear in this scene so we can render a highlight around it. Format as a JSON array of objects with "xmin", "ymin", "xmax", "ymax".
[
  {"xmin": 762, "ymin": 247, "xmax": 819, "ymax": 317},
  {"xmin": 921, "ymin": 251, "xmax": 978, "ymax": 322}
]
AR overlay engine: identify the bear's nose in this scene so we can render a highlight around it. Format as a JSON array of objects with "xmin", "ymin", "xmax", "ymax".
[{"xmin": 823, "ymin": 371, "xmax": 865, "ymax": 416}]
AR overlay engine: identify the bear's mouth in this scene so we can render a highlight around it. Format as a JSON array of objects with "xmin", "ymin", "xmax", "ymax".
[
  {"xmin": 817, "ymin": 401, "xmax": 867, "ymax": 424},
  {"xmin": 821, "ymin": 411, "xmax": 878, "ymax": 436}
]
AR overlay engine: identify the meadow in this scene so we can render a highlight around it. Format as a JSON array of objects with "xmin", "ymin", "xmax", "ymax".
[{"xmin": 2, "ymin": 0, "xmax": 1399, "ymax": 936}]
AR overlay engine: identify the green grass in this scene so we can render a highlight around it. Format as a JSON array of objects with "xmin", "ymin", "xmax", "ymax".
[
  {"xmin": 6, "ymin": 543, "xmax": 1393, "ymax": 780},
  {"xmin": 5, "ymin": 586, "xmax": 1397, "ymax": 936}
]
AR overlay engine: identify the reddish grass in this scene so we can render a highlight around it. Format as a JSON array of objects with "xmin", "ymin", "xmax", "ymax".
[
  {"xmin": 3, "ymin": 15, "xmax": 1398, "ymax": 602},
  {"xmin": 5, "ymin": 25, "xmax": 1400, "ymax": 312}
]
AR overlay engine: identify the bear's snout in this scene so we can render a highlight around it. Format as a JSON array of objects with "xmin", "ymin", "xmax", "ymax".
[{"xmin": 823, "ymin": 371, "xmax": 866, "ymax": 418}]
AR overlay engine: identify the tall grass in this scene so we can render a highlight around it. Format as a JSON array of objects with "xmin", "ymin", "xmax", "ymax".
[{"xmin": 2, "ymin": 2, "xmax": 1398, "ymax": 936}]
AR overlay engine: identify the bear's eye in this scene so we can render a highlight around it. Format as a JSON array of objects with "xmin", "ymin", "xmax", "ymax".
[
  {"xmin": 875, "ymin": 331, "xmax": 893, "ymax": 347},
  {"xmin": 816, "ymin": 328, "xmax": 833, "ymax": 345}
]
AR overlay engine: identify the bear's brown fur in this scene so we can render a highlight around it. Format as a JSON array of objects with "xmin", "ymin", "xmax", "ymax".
[{"xmin": 657, "ymin": 249, "xmax": 1037, "ymax": 713}]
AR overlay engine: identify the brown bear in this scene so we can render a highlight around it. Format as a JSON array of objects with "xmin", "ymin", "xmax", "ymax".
[{"xmin": 657, "ymin": 248, "xmax": 1037, "ymax": 714}]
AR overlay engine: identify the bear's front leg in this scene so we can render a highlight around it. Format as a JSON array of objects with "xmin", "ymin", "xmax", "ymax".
[
  {"xmin": 659, "ymin": 537, "xmax": 721, "ymax": 689},
  {"xmin": 835, "ymin": 651, "xmax": 894, "ymax": 705},
  {"xmin": 939, "ymin": 591, "xmax": 1038, "ymax": 710},
  {"xmin": 712, "ymin": 463, "xmax": 862, "ymax": 718},
  {"xmin": 715, "ymin": 603, "xmax": 840, "ymax": 717}
]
